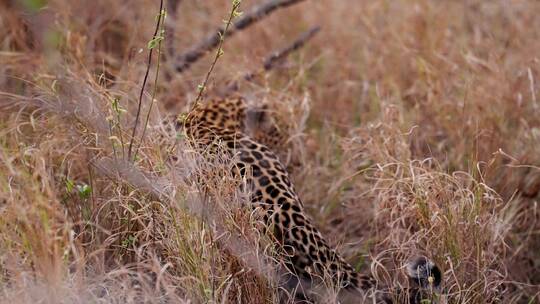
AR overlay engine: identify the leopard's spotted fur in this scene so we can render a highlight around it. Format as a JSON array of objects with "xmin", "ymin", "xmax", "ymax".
[{"xmin": 181, "ymin": 97, "xmax": 442, "ymax": 303}]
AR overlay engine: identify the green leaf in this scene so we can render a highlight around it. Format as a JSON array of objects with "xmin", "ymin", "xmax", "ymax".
[
  {"xmin": 147, "ymin": 36, "xmax": 164, "ymax": 49},
  {"xmin": 233, "ymin": 10, "xmax": 243, "ymax": 18},
  {"xmin": 76, "ymin": 184, "xmax": 92, "ymax": 200}
]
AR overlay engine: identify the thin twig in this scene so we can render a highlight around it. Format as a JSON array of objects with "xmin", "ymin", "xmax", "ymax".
[
  {"xmin": 223, "ymin": 25, "xmax": 321, "ymax": 94},
  {"xmin": 127, "ymin": 0, "xmax": 165, "ymax": 161},
  {"xmin": 175, "ymin": 0, "xmax": 307, "ymax": 73}
]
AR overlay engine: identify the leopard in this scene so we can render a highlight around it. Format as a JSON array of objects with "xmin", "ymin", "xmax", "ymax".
[{"xmin": 180, "ymin": 97, "xmax": 443, "ymax": 303}]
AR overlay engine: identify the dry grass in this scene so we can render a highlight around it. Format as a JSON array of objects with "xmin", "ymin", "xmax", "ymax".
[{"xmin": 1, "ymin": 0, "xmax": 539, "ymax": 303}]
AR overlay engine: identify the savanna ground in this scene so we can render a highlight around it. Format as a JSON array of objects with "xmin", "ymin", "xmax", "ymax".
[{"xmin": 0, "ymin": 0, "xmax": 539, "ymax": 303}]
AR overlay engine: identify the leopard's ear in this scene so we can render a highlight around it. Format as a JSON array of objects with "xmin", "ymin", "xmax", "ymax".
[{"xmin": 406, "ymin": 256, "xmax": 442, "ymax": 289}]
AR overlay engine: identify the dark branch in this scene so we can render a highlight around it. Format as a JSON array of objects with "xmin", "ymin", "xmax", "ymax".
[
  {"xmin": 263, "ymin": 25, "xmax": 320, "ymax": 71},
  {"xmin": 223, "ymin": 25, "xmax": 321, "ymax": 94},
  {"xmin": 174, "ymin": 0, "xmax": 306, "ymax": 73}
]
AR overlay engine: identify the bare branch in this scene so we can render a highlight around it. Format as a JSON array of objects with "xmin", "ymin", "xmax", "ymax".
[
  {"xmin": 263, "ymin": 25, "xmax": 320, "ymax": 71},
  {"xmin": 174, "ymin": 0, "xmax": 307, "ymax": 73},
  {"xmin": 223, "ymin": 25, "xmax": 321, "ymax": 94}
]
